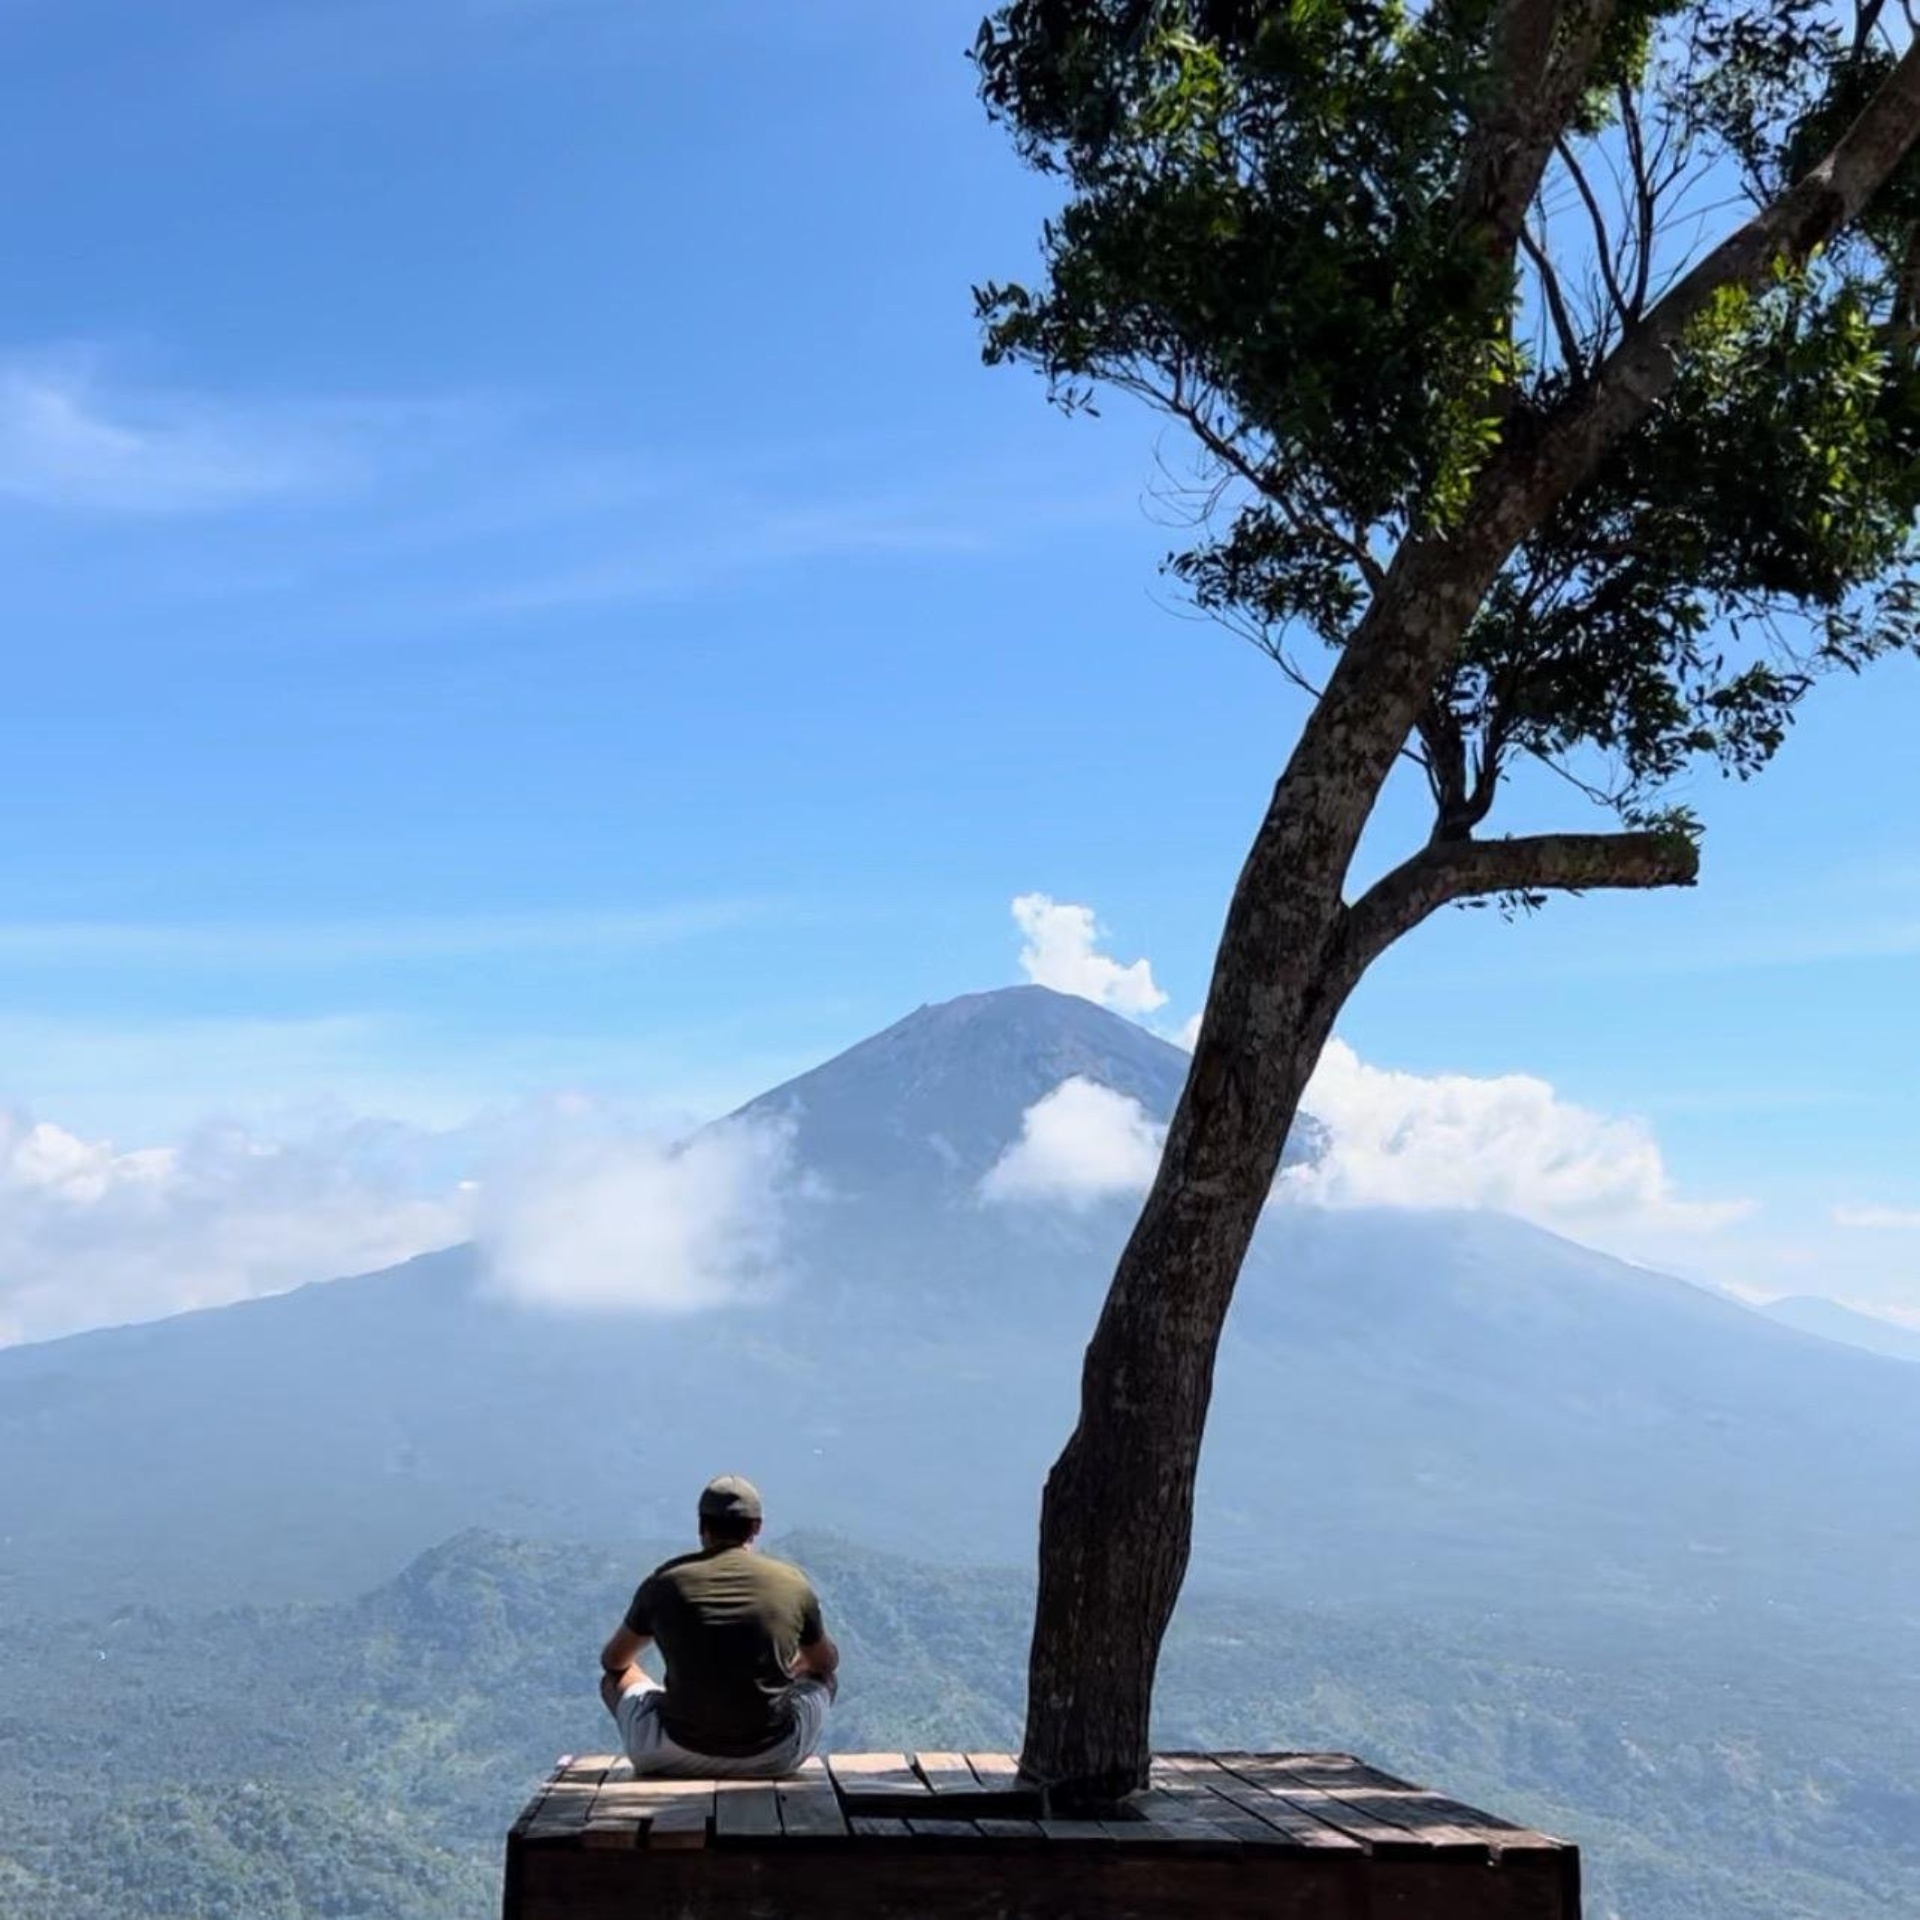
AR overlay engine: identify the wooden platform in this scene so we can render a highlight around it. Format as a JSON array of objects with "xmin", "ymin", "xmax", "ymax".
[{"xmin": 502, "ymin": 1748, "xmax": 1580, "ymax": 1918}]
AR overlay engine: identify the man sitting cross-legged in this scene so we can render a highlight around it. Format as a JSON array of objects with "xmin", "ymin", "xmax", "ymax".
[{"xmin": 598, "ymin": 1474, "xmax": 839, "ymax": 1778}]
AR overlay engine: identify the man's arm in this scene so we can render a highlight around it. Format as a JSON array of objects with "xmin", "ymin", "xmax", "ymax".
[
  {"xmin": 598, "ymin": 1621, "xmax": 654, "ymax": 1713},
  {"xmin": 601, "ymin": 1623, "xmax": 652, "ymax": 1675},
  {"xmin": 790, "ymin": 1630, "xmax": 839, "ymax": 1682},
  {"xmin": 790, "ymin": 1590, "xmax": 839, "ymax": 1693}
]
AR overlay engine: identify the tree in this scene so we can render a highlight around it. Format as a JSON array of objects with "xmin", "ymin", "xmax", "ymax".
[{"xmin": 975, "ymin": 0, "xmax": 1920, "ymax": 1804}]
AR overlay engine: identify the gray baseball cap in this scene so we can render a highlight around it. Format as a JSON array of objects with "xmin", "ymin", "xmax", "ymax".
[{"xmin": 698, "ymin": 1474, "xmax": 763, "ymax": 1523}]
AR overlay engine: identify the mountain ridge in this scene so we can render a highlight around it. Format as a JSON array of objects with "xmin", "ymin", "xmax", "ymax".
[
  {"xmin": 3, "ymin": 983, "xmax": 1916, "ymax": 1649},
  {"xmin": 1760, "ymin": 1292, "xmax": 1920, "ymax": 1364}
]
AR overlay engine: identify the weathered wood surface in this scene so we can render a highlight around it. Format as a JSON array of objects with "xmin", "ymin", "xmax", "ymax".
[{"xmin": 502, "ymin": 1748, "xmax": 1580, "ymax": 1919}]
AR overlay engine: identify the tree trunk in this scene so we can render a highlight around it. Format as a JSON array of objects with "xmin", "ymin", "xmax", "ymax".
[{"xmin": 1018, "ymin": 796, "xmax": 1361, "ymax": 1803}]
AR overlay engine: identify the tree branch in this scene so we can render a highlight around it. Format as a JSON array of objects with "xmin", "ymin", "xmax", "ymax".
[
  {"xmin": 1455, "ymin": 1, "xmax": 1622, "ymax": 269},
  {"xmin": 1333, "ymin": 829, "xmax": 1700, "ymax": 980},
  {"xmin": 1520, "ymin": 220, "xmax": 1589, "ymax": 375},
  {"xmin": 1524, "ymin": 35, "xmax": 1920, "ymax": 517},
  {"xmin": 1556, "ymin": 134, "xmax": 1635, "ymax": 329}
]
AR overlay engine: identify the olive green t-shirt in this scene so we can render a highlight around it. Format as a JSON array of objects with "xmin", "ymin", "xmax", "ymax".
[{"xmin": 624, "ymin": 1546, "xmax": 825, "ymax": 1757}]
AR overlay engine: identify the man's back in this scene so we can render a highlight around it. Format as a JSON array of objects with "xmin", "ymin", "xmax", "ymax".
[{"xmin": 626, "ymin": 1545, "xmax": 823, "ymax": 1757}]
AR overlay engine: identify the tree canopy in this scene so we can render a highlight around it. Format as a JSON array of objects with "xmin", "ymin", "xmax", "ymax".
[{"xmin": 976, "ymin": 2, "xmax": 1920, "ymax": 861}]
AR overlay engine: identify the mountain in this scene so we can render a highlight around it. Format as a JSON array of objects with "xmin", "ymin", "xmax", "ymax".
[
  {"xmin": 1761, "ymin": 1293, "xmax": 1920, "ymax": 1364},
  {"xmin": 3, "ymin": 984, "xmax": 1918, "ymax": 1654},
  {"xmin": 736, "ymin": 985, "xmax": 1218, "ymax": 1193}
]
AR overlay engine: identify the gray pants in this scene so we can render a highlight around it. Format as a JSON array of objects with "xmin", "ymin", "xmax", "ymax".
[{"xmin": 610, "ymin": 1672, "xmax": 831, "ymax": 1778}]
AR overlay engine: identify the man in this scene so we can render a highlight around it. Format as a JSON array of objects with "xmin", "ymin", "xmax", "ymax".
[{"xmin": 598, "ymin": 1474, "xmax": 838, "ymax": 1778}]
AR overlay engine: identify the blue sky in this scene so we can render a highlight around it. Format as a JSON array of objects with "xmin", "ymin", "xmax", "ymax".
[{"xmin": 0, "ymin": 0, "xmax": 1916, "ymax": 1340}]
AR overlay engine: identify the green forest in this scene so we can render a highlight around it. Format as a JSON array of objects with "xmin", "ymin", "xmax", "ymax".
[{"xmin": 3, "ymin": 1529, "xmax": 1914, "ymax": 1920}]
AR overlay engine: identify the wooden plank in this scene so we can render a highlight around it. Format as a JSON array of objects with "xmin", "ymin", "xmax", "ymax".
[
  {"xmin": 963, "ymin": 1752, "xmax": 1023, "ymax": 1792},
  {"xmin": 848, "ymin": 1815, "xmax": 914, "ymax": 1841},
  {"xmin": 906, "ymin": 1817, "xmax": 981, "ymax": 1838},
  {"xmin": 580, "ymin": 1773, "xmax": 715, "ymax": 1854},
  {"xmin": 1153, "ymin": 1754, "xmax": 1361, "ymax": 1852},
  {"xmin": 911, "ymin": 1751, "xmax": 979, "ymax": 1797},
  {"xmin": 1139, "ymin": 1793, "xmax": 1292, "ymax": 1849},
  {"xmin": 646, "ymin": 1795, "xmax": 712, "ymax": 1851},
  {"xmin": 1250, "ymin": 1757, "xmax": 1568, "ymax": 1852},
  {"xmin": 1144, "ymin": 1763, "xmax": 1322, "ymax": 1850},
  {"xmin": 1243, "ymin": 1758, "xmax": 1500, "ymax": 1853},
  {"xmin": 593, "ymin": 1777, "xmax": 716, "ymax": 1801},
  {"xmin": 974, "ymin": 1816, "xmax": 1047, "ymax": 1845},
  {"xmin": 1217, "ymin": 1756, "xmax": 1487, "ymax": 1859},
  {"xmin": 578, "ymin": 1819, "xmax": 639, "ymax": 1850},
  {"xmin": 826, "ymin": 1752, "xmax": 932, "ymax": 1800},
  {"xmin": 1037, "ymin": 1818, "xmax": 1117, "ymax": 1846},
  {"xmin": 712, "ymin": 1779, "xmax": 781, "ymax": 1841},
  {"xmin": 1123, "ymin": 1789, "xmax": 1243, "ymax": 1851},
  {"xmin": 777, "ymin": 1756, "xmax": 851, "ymax": 1840},
  {"xmin": 520, "ymin": 1780, "xmax": 600, "ymax": 1845}
]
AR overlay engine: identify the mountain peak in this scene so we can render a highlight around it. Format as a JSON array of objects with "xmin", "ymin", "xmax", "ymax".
[{"xmin": 734, "ymin": 984, "xmax": 1193, "ymax": 1192}]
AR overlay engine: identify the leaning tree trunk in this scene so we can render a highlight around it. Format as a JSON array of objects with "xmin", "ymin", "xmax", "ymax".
[
  {"xmin": 1017, "ymin": 792, "xmax": 1365, "ymax": 1804},
  {"xmin": 1014, "ymin": 466, "xmax": 1523, "ymax": 1803}
]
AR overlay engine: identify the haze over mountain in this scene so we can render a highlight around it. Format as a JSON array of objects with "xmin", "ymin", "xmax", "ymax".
[
  {"xmin": 4, "ymin": 985, "xmax": 1917, "ymax": 1650},
  {"xmin": 1761, "ymin": 1292, "xmax": 1920, "ymax": 1364}
]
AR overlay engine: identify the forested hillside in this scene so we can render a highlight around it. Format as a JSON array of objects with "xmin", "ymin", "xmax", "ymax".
[{"xmin": 3, "ymin": 1530, "xmax": 1913, "ymax": 1920}]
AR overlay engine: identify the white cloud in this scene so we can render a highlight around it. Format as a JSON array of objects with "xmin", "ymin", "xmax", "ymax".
[
  {"xmin": 1012, "ymin": 894, "xmax": 1168, "ymax": 1015},
  {"xmin": 980, "ymin": 1077, "xmax": 1165, "ymax": 1210},
  {"xmin": 1283, "ymin": 1039, "xmax": 1750, "ymax": 1238},
  {"xmin": 1173, "ymin": 1012, "xmax": 1203, "ymax": 1051},
  {"xmin": 1832, "ymin": 1204, "xmax": 1920, "ymax": 1231},
  {"xmin": 0, "ymin": 1108, "xmax": 470, "ymax": 1348},
  {"xmin": 0, "ymin": 359, "xmax": 340, "ymax": 513},
  {"xmin": 0, "ymin": 1083, "xmax": 817, "ymax": 1346},
  {"xmin": 0, "ymin": 349, "xmax": 496, "ymax": 518},
  {"xmin": 477, "ymin": 1114, "xmax": 804, "ymax": 1314}
]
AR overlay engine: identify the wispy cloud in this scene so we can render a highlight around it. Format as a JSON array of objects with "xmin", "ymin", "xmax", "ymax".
[
  {"xmin": 0, "ymin": 359, "xmax": 325, "ymax": 513},
  {"xmin": 0, "ymin": 900, "xmax": 767, "ymax": 967},
  {"xmin": 1833, "ymin": 1203, "xmax": 1920, "ymax": 1231},
  {"xmin": 0, "ymin": 348, "xmax": 494, "ymax": 517},
  {"xmin": 442, "ymin": 495, "xmax": 996, "ymax": 622}
]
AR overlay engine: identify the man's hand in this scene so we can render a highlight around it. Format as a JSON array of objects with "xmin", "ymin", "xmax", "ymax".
[
  {"xmin": 789, "ymin": 1630, "xmax": 840, "ymax": 1695},
  {"xmin": 598, "ymin": 1623, "xmax": 655, "ymax": 1714},
  {"xmin": 599, "ymin": 1661, "xmax": 645, "ymax": 1715}
]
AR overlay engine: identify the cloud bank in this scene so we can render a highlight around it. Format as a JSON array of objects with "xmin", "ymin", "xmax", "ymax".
[
  {"xmin": 1012, "ymin": 894, "xmax": 1168, "ymax": 1015},
  {"xmin": 979, "ymin": 1039, "xmax": 1746, "ymax": 1258},
  {"xmin": 1286, "ymin": 1039, "xmax": 1749, "ymax": 1237},
  {"xmin": 0, "ymin": 1108, "xmax": 470, "ymax": 1347}
]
